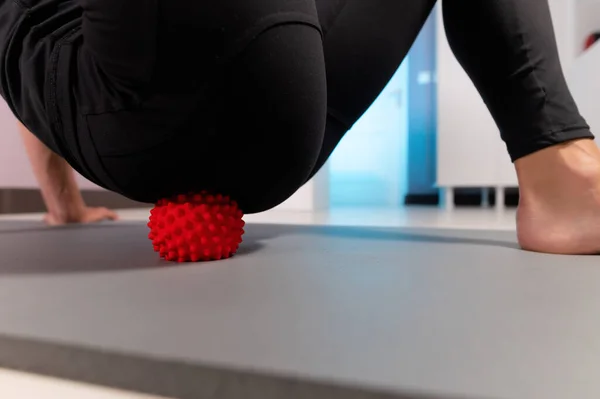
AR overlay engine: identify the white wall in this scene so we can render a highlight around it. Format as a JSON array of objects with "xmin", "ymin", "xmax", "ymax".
[
  {"xmin": 574, "ymin": 0, "xmax": 600, "ymax": 56},
  {"xmin": 329, "ymin": 59, "xmax": 409, "ymax": 207},
  {"xmin": 0, "ymin": 100, "xmax": 33, "ymax": 188},
  {"xmin": 568, "ymin": 43, "xmax": 600, "ymax": 141}
]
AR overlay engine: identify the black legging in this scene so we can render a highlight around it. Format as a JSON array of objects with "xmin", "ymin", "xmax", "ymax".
[{"xmin": 74, "ymin": 0, "xmax": 592, "ymax": 213}]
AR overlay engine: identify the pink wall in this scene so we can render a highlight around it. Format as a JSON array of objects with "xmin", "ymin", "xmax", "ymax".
[{"xmin": 0, "ymin": 99, "xmax": 100, "ymax": 189}]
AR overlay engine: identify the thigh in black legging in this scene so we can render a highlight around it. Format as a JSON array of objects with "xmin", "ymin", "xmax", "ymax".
[
  {"xmin": 100, "ymin": 23, "xmax": 327, "ymax": 214},
  {"xmin": 442, "ymin": 0, "xmax": 593, "ymax": 161},
  {"xmin": 80, "ymin": 0, "xmax": 322, "ymax": 86},
  {"xmin": 211, "ymin": 23, "xmax": 327, "ymax": 213},
  {"xmin": 307, "ymin": 0, "xmax": 438, "ymax": 179}
]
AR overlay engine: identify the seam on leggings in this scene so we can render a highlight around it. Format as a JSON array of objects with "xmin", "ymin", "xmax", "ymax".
[
  {"xmin": 513, "ymin": 123, "xmax": 592, "ymax": 147},
  {"xmin": 545, "ymin": 122, "xmax": 591, "ymax": 137},
  {"xmin": 218, "ymin": 11, "xmax": 323, "ymax": 63},
  {"xmin": 81, "ymin": 115, "xmax": 132, "ymax": 194},
  {"xmin": 47, "ymin": 32, "xmax": 120, "ymax": 191},
  {"xmin": 11, "ymin": 0, "xmax": 29, "ymax": 11},
  {"xmin": 327, "ymin": 106, "xmax": 353, "ymax": 130},
  {"xmin": 319, "ymin": 0, "xmax": 352, "ymax": 38},
  {"xmin": 510, "ymin": 124, "xmax": 593, "ymax": 161},
  {"xmin": 96, "ymin": 130, "xmax": 184, "ymax": 159},
  {"xmin": 512, "ymin": 7, "xmax": 557, "ymax": 133},
  {"xmin": 47, "ymin": 28, "xmax": 80, "ymax": 165},
  {"xmin": 523, "ymin": 124, "xmax": 592, "ymax": 141}
]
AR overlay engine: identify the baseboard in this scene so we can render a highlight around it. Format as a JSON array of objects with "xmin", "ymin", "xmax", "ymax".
[
  {"xmin": 405, "ymin": 188, "xmax": 520, "ymax": 207},
  {"xmin": 404, "ymin": 193, "xmax": 440, "ymax": 206},
  {"xmin": 0, "ymin": 189, "xmax": 147, "ymax": 214}
]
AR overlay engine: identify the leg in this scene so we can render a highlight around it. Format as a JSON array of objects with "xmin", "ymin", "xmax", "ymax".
[
  {"xmin": 80, "ymin": 0, "xmax": 327, "ymax": 213},
  {"xmin": 80, "ymin": 0, "xmax": 158, "ymax": 86},
  {"xmin": 307, "ymin": 0, "xmax": 438, "ymax": 179},
  {"xmin": 214, "ymin": 23, "xmax": 328, "ymax": 213},
  {"xmin": 97, "ymin": 22, "xmax": 328, "ymax": 214},
  {"xmin": 443, "ymin": 0, "xmax": 600, "ymax": 254},
  {"xmin": 80, "ymin": 0, "xmax": 322, "ymax": 88},
  {"xmin": 83, "ymin": 0, "xmax": 434, "ymax": 212}
]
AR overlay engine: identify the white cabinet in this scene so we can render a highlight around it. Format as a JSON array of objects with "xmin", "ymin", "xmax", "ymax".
[{"xmin": 436, "ymin": 0, "xmax": 581, "ymax": 207}]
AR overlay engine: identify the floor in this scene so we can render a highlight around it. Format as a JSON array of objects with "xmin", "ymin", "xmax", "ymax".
[
  {"xmin": 0, "ymin": 205, "xmax": 516, "ymax": 399},
  {"xmin": 0, "ymin": 205, "xmax": 518, "ymax": 231}
]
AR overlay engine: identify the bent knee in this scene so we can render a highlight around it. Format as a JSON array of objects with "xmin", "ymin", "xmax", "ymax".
[
  {"xmin": 228, "ymin": 125, "xmax": 324, "ymax": 214},
  {"xmin": 221, "ymin": 24, "xmax": 327, "ymax": 213}
]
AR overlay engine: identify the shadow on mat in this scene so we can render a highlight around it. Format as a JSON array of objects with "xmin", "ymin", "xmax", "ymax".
[
  {"xmin": 244, "ymin": 223, "xmax": 521, "ymax": 251},
  {"xmin": 0, "ymin": 222, "xmax": 265, "ymax": 276},
  {"xmin": 0, "ymin": 222, "xmax": 518, "ymax": 276}
]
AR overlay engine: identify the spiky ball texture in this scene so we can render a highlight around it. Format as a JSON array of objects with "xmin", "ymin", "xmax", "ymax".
[{"xmin": 148, "ymin": 192, "xmax": 245, "ymax": 262}]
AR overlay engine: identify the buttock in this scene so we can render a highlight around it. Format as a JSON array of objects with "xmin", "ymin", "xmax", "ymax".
[
  {"xmin": 154, "ymin": 0, "xmax": 323, "ymax": 82},
  {"xmin": 0, "ymin": 0, "xmax": 27, "ymax": 103}
]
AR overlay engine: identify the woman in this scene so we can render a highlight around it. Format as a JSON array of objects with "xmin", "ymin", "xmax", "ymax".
[{"xmin": 1, "ymin": 0, "xmax": 599, "ymax": 254}]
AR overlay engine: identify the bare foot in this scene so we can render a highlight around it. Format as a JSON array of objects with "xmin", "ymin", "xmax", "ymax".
[{"xmin": 516, "ymin": 139, "xmax": 600, "ymax": 254}]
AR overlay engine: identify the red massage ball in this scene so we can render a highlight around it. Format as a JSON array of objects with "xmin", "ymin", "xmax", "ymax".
[{"xmin": 147, "ymin": 192, "xmax": 245, "ymax": 262}]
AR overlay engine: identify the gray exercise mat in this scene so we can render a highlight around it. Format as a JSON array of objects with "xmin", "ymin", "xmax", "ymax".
[{"xmin": 0, "ymin": 221, "xmax": 599, "ymax": 399}]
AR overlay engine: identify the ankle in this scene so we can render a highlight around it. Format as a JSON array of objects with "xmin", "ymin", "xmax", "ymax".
[{"xmin": 515, "ymin": 139, "xmax": 600, "ymax": 199}]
